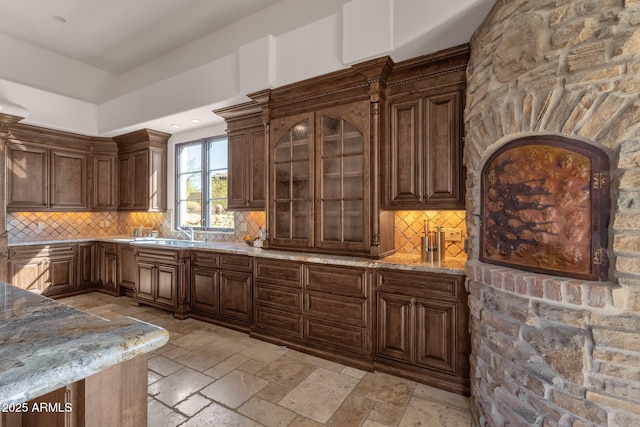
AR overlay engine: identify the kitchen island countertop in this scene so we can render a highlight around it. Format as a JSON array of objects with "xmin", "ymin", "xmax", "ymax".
[{"xmin": 0, "ymin": 282, "xmax": 169, "ymax": 405}]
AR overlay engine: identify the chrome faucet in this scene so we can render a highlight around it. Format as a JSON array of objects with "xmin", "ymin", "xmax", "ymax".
[{"xmin": 177, "ymin": 226, "xmax": 195, "ymax": 241}]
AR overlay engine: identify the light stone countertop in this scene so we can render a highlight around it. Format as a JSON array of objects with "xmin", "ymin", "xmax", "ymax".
[
  {"xmin": 0, "ymin": 283, "xmax": 169, "ymax": 405},
  {"xmin": 10, "ymin": 237, "xmax": 467, "ymax": 274}
]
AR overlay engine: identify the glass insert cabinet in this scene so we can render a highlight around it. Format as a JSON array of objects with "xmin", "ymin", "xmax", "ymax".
[{"xmin": 269, "ymin": 101, "xmax": 373, "ymax": 255}]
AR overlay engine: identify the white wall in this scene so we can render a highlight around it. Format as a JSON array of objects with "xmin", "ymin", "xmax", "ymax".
[{"xmin": 0, "ymin": 0, "xmax": 494, "ymax": 137}]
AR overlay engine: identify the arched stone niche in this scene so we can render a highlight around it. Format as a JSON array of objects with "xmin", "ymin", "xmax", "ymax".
[{"xmin": 480, "ymin": 135, "xmax": 610, "ymax": 281}]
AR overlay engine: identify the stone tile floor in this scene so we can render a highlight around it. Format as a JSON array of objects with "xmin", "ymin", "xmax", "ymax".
[{"xmin": 59, "ymin": 292, "xmax": 471, "ymax": 427}]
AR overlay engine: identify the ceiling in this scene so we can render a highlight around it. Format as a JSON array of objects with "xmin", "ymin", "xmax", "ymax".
[
  {"xmin": 0, "ymin": 0, "xmax": 283, "ymax": 75},
  {"xmin": 0, "ymin": 0, "xmax": 495, "ymax": 138}
]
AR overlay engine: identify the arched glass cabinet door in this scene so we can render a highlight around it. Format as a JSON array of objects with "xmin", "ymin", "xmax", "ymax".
[
  {"xmin": 271, "ymin": 115, "xmax": 313, "ymax": 247},
  {"xmin": 317, "ymin": 114, "xmax": 366, "ymax": 249}
]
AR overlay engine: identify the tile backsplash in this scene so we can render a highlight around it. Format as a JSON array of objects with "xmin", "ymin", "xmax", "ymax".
[{"xmin": 7, "ymin": 210, "xmax": 465, "ymax": 258}]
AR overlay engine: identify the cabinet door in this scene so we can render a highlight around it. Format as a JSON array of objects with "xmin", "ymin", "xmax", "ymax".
[
  {"xmin": 248, "ymin": 128, "xmax": 266, "ymax": 209},
  {"xmin": 414, "ymin": 298, "xmax": 456, "ymax": 374},
  {"xmin": 156, "ymin": 264, "xmax": 178, "ymax": 308},
  {"xmin": 45, "ymin": 256, "xmax": 76, "ymax": 295},
  {"xmin": 93, "ymin": 154, "xmax": 117, "ymax": 211},
  {"xmin": 103, "ymin": 253, "xmax": 119, "ymax": 294},
  {"xmin": 149, "ymin": 148, "xmax": 167, "ymax": 211},
  {"xmin": 219, "ymin": 270, "xmax": 252, "ymax": 322},
  {"xmin": 376, "ymin": 292, "xmax": 413, "ymax": 363},
  {"xmin": 423, "ymin": 90, "xmax": 464, "ymax": 208},
  {"xmin": 131, "ymin": 151, "xmax": 149, "ymax": 210},
  {"xmin": 136, "ymin": 261, "xmax": 155, "ymax": 302},
  {"xmin": 51, "ymin": 150, "xmax": 88, "ymax": 210},
  {"xmin": 117, "ymin": 154, "xmax": 132, "ymax": 209},
  {"xmin": 270, "ymin": 112, "xmax": 314, "ymax": 249},
  {"xmin": 77, "ymin": 242, "xmax": 96, "ymax": 288},
  {"xmin": 119, "ymin": 244, "xmax": 137, "ymax": 291},
  {"xmin": 315, "ymin": 102, "xmax": 370, "ymax": 251},
  {"xmin": 6, "ymin": 142, "xmax": 49, "ymax": 210},
  {"xmin": 228, "ymin": 132, "xmax": 248, "ymax": 209},
  {"xmin": 9, "ymin": 258, "xmax": 45, "ymax": 293},
  {"xmin": 386, "ymin": 96, "xmax": 423, "ymax": 207},
  {"xmin": 191, "ymin": 266, "xmax": 219, "ymax": 315}
]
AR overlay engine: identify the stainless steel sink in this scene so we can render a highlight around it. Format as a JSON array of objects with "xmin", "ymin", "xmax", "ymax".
[{"xmin": 130, "ymin": 238, "xmax": 203, "ymax": 247}]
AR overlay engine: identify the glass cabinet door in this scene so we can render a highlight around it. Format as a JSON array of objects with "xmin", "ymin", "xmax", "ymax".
[
  {"xmin": 271, "ymin": 117, "xmax": 313, "ymax": 247},
  {"xmin": 317, "ymin": 114, "xmax": 365, "ymax": 248}
]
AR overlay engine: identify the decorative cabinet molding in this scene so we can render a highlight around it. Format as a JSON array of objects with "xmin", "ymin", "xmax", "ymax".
[
  {"xmin": 382, "ymin": 46, "xmax": 468, "ymax": 210},
  {"xmin": 5, "ymin": 124, "xmax": 119, "ymax": 212}
]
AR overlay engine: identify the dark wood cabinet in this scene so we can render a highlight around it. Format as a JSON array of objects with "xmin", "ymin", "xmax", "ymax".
[
  {"xmin": 51, "ymin": 149, "xmax": 88, "ymax": 210},
  {"xmin": 268, "ymin": 100, "xmax": 391, "ymax": 257},
  {"xmin": 5, "ymin": 125, "xmax": 118, "ymax": 212},
  {"xmin": 252, "ymin": 259, "xmax": 373, "ymax": 370},
  {"xmin": 8, "ymin": 244, "xmax": 79, "ymax": 297},
  {"xmin": 6, "ymin": 141, "xmax": 49, "ymax": 210},
  {"xmin": 114, "ymin": 129, "xmax": 169, "ymax": 212},
  {"xmin": 6, "ymin": 142, "xmax": 88, "ymax": 211},
  {"xmin": 134, "ymin": 247, "xmax": 185, "ymax": 311},
  {"xmin": 216, "ymin": 103, "xmax": 266, "ymax": 211},
  {"xmin": 97, "ymin": 242, "xmax": 119, "ymax": 295},
  {"xmin": 253, "ymin": 258, "xmax": 304, "ymax": 338},
  {"xmin": 77, "ymin": 242, "xmax": 96, "ymax": 288},
  {"xmin": 303, "ymin": 264, "xmax": 371, "ymax": 357},
  {"xmin": 375, "ymin": 269, "xmax": 470, "ymax": 395},
  {"xmin": 384, "ymin": 89, "xmax": 465, "ymax": 209},
  {"xmin": 118, "ymin": 243, "xmax": 137, "ymax": 296},
  {"xmin": 91, "ymin": 153, "xmax": 117, "ymax": 211},
  {"xmin": 382, "ymin": 46, "xmax": 468, "ymax": 210},
  {"xmin": 190, "ymin": 251, "xmax": 253, "ymax": 331}
]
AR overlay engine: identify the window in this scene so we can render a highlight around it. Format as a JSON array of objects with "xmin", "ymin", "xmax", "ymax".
[{"xmin": 175, "ymin": 136, "xmax": 234, "ymax": 231}]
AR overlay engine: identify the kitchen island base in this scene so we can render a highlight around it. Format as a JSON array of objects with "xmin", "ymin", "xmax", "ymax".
[{"xmin": 1, "ymin": 355, "xmax": 148, "ymax": 427}]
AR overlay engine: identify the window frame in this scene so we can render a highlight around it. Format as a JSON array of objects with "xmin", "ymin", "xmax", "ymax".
[{"xmin": 174, "ymin": 135, "xmax": 233, "ymax": 232}]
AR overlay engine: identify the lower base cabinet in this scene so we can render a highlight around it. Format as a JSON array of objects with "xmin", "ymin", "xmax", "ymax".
[
  {"xmin": 8, "ymin": 244, "xmax": 82, "ymax": 298},
  {"xmin": 189, "ymin": 252, "xmax": 253, "ymax": 331},
  {"xmin": 375, "ymin": 269, "xmax": 470, "ymax": 395},
  {"xmin": 97, "ymin": 242, "xmax": 119, "ymax": 295},
  {"xmin": 134, "ymin": 247, "xmax": 189, "ymax": 318},
  {"xmin": 252, "ymin": 259, "xmax": 374, "ymax": 371}
]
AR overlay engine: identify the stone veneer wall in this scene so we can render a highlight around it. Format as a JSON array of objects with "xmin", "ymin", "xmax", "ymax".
[{"xmin": 465, "ymin": 1, "xmax": 640, "ymax": 426}]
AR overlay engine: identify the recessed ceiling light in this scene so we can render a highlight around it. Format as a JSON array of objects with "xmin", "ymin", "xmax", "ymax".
[
  {"xmin": 191, "ymin": 119, "xmax": 201, "ymax": 123},
  {"xmin": 52, "ymin": 16, "xmax": 67, "ymax": 23},
  {"xmin": 170, "ymin": 124, "xmax": 181, "ymax": 129}
]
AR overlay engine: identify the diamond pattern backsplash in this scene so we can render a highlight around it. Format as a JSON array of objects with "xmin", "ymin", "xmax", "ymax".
[
  {"xmin": 394, "ymin": 211, "xmax": 467, "ymax": 258},
  {"xmin": 8, "ymin": 210, "xmax": 464, "ymax": 258}
]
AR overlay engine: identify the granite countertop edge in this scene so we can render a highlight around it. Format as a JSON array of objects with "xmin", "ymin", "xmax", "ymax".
[
  {"xmin": 0, "ymin": 283, "xmax": 170, "ymax": 405},
  {"xmin": 9, "ymin": 236, "xmax": 467, "ymax": 274}
]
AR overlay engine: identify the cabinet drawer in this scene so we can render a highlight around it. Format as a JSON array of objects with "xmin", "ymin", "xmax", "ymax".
[
  {"xmin": 305, "ymin": 264, "xmax": 367, "ymax": 298},
  {"xmin": 255, "ymin": 283, "xmax": 302, "ymax": 313},
  {"xmin": 254, "ymin": 259, "xmax": 302, "ymax": 288},
  {"xmin": 191, "ymin": 250, "xmax": 219, "ymax": 268},
  {"xmin": 220, "ymin": 254, "xmax": 252, "ymax": 272},
  {"xmin": 376, "ymin": 270, "xmax": 463, "ymax": 300},
  {"xmin": 136, "ymin": 247, "xmax": 180, "ymax": 263},
  {"xmin": 304, "ymin": 318, "xmax": 368, "ymax": 355},
  {"xmin": 10, "ymin": 244, "xmax": 76, "ymax": 260},
  {"xmin": 103, "ymin": 243, "xmax": 118, "ymax": 254},
  {"xmin": 255, "ymin": 306, "xmax": 303, "ymax": 338},
  {"xmin": 304, "ymin": 292, "xmax": 367, "ymax": 327}
]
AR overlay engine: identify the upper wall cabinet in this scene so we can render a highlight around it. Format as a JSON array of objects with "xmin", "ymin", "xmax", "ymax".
[
  {"xmin": 114, "ymin": 129, "xmax": 169, "ymax": 212},
  {"xmin": 6, "ymin": 126, "xmax": 91, "ymax": 212},
  {"xmin": 248, "ymin": 57, "xmax": 397, "ymax": 259},
  {"xmin": 214, "ymin": 103, "xmax": 266, "ymax": 211},
  {"xmin": 382, "ymin": 46, "xmax": 469, "ymax": 210}
]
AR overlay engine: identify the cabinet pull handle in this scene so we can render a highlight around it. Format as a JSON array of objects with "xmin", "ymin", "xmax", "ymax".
[{"xmin": 329, "ymin": 333, "xmax": 342, "ymax": 339}]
